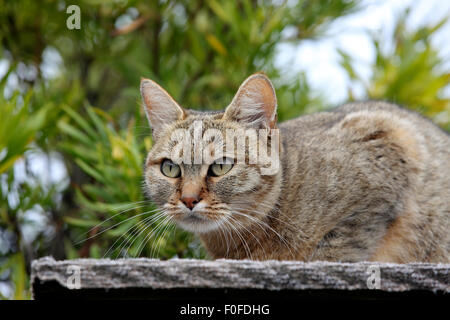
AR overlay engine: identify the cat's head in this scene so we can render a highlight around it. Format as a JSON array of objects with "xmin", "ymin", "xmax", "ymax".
[{"xmin": 140, "ymin": 74, "xmax": 281, "ymax": 234}]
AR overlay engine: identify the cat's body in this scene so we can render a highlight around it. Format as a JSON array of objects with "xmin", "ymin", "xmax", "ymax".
[{"xmin": 140, "ymin": 74, "xmax": 450, "ymax": 263}]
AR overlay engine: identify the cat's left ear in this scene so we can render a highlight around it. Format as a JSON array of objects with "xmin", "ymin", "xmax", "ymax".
[{"xmin": 223, "ymin": 73, "xmax": 277, "ymax": 129}]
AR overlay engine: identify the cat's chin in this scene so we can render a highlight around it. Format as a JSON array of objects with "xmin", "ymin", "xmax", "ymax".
[{"xmin": 176, "ymin": 213, "xmax": 223, "ymax": 234}]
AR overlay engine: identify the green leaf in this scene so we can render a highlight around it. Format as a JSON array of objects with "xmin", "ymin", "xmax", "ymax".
[{"xmin": 64, "ymin": 216, "xmax": 101, "ymax": 228}]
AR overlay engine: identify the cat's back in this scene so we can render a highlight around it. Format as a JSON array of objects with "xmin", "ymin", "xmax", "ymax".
[
  {"xmin": 278, "ymin": 101, "xmax": 449, "ymax": 262},
  {"xmin": 280, "ymin": 101, "xmax": 449, "ymax": 168}
]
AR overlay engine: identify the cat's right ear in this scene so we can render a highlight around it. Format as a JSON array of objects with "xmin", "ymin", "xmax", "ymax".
[{"xmin": 140, "ymin": 78, "xmax": 185, "ymax": 140}]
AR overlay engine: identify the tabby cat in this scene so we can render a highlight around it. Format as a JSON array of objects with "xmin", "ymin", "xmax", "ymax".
[{"xmin": 140, "ymin": 73, "xmax": 449, "ymax": 262}]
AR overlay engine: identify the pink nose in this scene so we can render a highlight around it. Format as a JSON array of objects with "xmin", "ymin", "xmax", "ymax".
[{"xmin": 181, "ymin": 195, "xmax": 201, "ymax": 210}]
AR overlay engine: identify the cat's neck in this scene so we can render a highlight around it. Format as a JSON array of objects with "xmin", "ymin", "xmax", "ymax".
[
  {"xmin": 198, "ymin": 212, "xmax": 286, "ymax": 260},
  {"xmin": 197, "ymin": 208, "xmax": 315, "ymax": 260}
]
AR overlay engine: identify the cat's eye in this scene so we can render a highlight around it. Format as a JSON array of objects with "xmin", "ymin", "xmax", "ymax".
[
  {"xmin": 161, "ymin": 159, "xmax": 181, "ymax": 178},
  {"xmin": 209, "ymin": 158, "xmax": 234, "ymax": 177}
]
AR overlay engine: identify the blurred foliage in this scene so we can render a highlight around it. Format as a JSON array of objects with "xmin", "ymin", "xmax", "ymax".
[
  {"xmin": 0, "ymin": 92, "xmax": 47, "ymax": 174},
  {"xmin": 0, "ymin": 0, "xmax": 448, "ymax": 299},
  {"xmin": 58, "ymin": 104, "xmax": 202, "ymax": 259},
  {"xmin": 0, "ymin": 89, "xmax": 55, "ymax": 300}
]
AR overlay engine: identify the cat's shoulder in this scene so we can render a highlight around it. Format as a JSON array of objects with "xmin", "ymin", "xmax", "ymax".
[
  {"xmin": 329, "ymin": 101, "xmax": 449, "ymax": 145},
  {"xmin": 331, "ymin": 101, "xmax": 421, "ymax": 139},
  {"xmin": 330, "ymin": 101, "xmax": 428, "ymax": 162},
  {"xmin": 280, "ymin": 100, "xmax": 413, "ymax": 134},
  {"xmin": 331, "ymin": 100, "xmax": 447, "ymax": 136}
]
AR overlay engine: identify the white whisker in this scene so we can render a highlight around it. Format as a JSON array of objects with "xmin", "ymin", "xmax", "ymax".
[
  {"xmin": 76, "ymin": 207, "xmax": 160, "ymax": 245},
  {"xmin": 104, "ymin": 210, "xmax": 166, "ymax": 258}
]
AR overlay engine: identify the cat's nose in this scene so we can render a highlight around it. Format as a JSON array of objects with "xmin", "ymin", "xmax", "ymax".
[{"xmin": 181, "ymin": 195, "xmax": 201, "ymax": 210}]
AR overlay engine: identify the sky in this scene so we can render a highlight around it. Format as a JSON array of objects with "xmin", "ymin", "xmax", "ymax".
[{"xmin": 275, "ymin": 0, "xmax": 450, "ymax": 104}]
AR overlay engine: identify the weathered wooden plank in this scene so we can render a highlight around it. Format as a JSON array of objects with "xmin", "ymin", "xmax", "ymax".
[{"xmin": 31, "ymin": 257, "xmax": 449, "ymax": 300}]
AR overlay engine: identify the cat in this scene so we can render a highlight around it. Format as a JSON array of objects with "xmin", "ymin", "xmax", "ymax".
[{"xmin": 140, "ymin": 73, "xmax": 450, "ymax": 263}]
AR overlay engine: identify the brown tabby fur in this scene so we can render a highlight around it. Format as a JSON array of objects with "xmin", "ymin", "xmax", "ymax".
[{"xmin": 140, "ymin": 73, "xmax": 450, "ymax": 262}]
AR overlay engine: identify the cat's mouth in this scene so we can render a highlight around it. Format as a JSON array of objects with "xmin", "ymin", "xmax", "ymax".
[
  {"xmin": 183, "ymin": 211, "xmax": 208, "ymax": 223},
  {"xmin": 166, "ymin": 202, "xmax": 226, "ymax": 234},
  {"xmin": 176, "ymin": 212, "xmax": 223, "ymax": 233}
]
